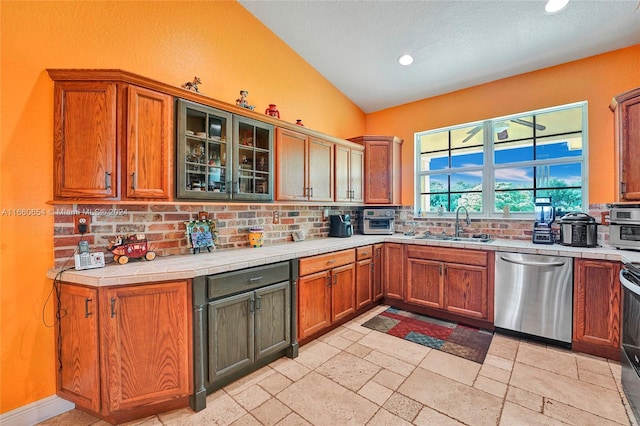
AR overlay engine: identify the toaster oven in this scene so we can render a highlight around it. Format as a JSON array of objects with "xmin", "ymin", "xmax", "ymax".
[
  {"xmin": 609, "ymin": 204, "xmax": 640, "ymax": 250},
  {"xmin": 361, "ymin": 209, "xmax": 395, "ymax": 235}
]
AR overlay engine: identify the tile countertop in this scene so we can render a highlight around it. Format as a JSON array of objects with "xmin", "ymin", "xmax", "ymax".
[{"xmin": 47, "ymin": 233, "xmax": 640, "ymax": 287}]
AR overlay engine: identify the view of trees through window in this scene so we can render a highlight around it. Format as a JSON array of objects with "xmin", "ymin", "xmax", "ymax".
[{"xmin": 415, "ymin": 103, "xmax": 586, "ymax": 216}]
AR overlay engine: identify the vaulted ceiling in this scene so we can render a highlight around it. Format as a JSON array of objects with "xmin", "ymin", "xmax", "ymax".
[{"xmin": 239, "ymin": 1, "xmax": 640, "ymax": 113}]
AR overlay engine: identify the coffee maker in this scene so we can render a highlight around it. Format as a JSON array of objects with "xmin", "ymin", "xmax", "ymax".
[
  {"xmin": 532, "ymin": 197, "xmax": 556, "ymax": 244},
  {"xmin": 329, "ymin": 214, "xmax": 353, "ymax": 238}
]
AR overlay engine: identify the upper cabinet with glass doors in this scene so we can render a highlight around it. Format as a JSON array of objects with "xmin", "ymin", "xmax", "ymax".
[{"xmin": 176, "ymin": 99, "xmax": 273, "ymax": 201}]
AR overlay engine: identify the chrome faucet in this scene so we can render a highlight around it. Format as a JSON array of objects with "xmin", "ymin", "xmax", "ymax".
[{"xmin": 454, "ymin": 206, "xmax": 471, "ymax": 237}]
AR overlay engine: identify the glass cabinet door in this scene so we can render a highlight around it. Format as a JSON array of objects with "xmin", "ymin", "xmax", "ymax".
[
  {"xmin": 177, "ymin": 100, "xmax": 232, "ymax": 199},
  {"xmin": 234, "ymin": 116, "xmax": 274, "ymax": 201}
]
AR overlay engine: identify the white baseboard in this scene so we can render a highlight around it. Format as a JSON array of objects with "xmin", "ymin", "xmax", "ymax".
[{"xmin": 0, "ymin": 395, "xmax": 74, "ymax": 425}]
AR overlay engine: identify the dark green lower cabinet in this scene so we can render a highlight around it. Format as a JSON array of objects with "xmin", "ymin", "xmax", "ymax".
[
  {"xmin": 208, "ymin": 281, "xmax": 290, "ymax": 383},
  {"xmin": 191, "ymin": 260, "xmax": 297, "ymax": 412}
]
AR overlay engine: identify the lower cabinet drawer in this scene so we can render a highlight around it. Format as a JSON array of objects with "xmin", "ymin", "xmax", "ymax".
[
  {"xmin": 299, "ymin": 249, "xmax": 355, "ymax": 276},
  {"xmin": 207, "ymin": 261, "xmax": 289, "ymax": 299}
]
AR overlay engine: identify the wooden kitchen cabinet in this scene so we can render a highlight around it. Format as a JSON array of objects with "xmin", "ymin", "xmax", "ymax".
[
  {"xmin": 611, "ymin": 87, "xmax": 640, "ymax": 201},
  {"xmin": 573, "ymin": 259, "xmax": 621, "ymax": 360},
  {"xmin": 348, "ymin": 135, "xmax": 403, "ymax": 204},
  {"xmin": 384, "ymin": 243, "xmax": 405, "ymax": 301},
  {"xmin": 209, "ymin": 281, "xmax": 290, "ymax": 382},
  {"xmin": 49, "ymin": 70, "xmax": 173, "ymax": 201},
  {"xmin": 335, "ymin": 144, "xmax": 364, "ymax": 203},
  {"xmin": 52, "ymin": 81, "xmax": 118, "ymax": 199},
  {"xmin": 372, "ymin": 243, "xmax": 384, "ymax": 301},
  {"xmin": 125, "ymin": 85, "xmax": 173, "ymax": 199},
  {"xmin": 56, "ymin": 280, "xmax": 192, "ymax": 424},
  {"xmin": 355, "ymin": 245, "xmax": 373, "ymax": 309},
  {"xmin": 297, "ymin": 249, "xmax": 355, "ymax": 341},
  {"xmin": 405, "ymin": 245, "xmax": 490, "ymax": 321},
  {"xmin": 275, "ymin": 127, "xmax": 334, "ymax": 202}
]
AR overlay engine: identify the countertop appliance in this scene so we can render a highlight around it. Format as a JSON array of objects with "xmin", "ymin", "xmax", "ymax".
[
  {"xmin": 361, "ymin": 209, "xmax": 395, "ymax": 235},
  {"xmin": 532, "ymin": 197, "xmax": 555, "ymax": 244},
  {"xmin": 557, "ymin": 212, "xmax": 598, "ymax": 247},
  {"xmin": 495, "ymin": 252, "xmax": 573, "ymax": 345},
  {"xmin": 610, "ymin": 203, "xmax": 640, "ymax": 250},
  {"xmin": 329, "ymin": 214, "xmax": 353, "ymax": 238},
  {"xmin": 620, "ymin": 261, "xmax": 640, "ymax": 422}
]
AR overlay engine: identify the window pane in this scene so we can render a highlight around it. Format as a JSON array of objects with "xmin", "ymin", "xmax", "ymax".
[
  {"xmin": 537, "ymin": 106, "xmax": 582, "ymax": 136},
  {"xmin": 537, "ymin": 188, "xmax": 582, "ymax": 212},
  {"xmin": 495, "ymin": 139, "xmax": 533, "ymax": 164},
  {"xmin": 495, "ymin": 115, "xmax": 534, "ymax": 142},
  {"xmin": 451, "ymin": 124, "xmax": 483, "ymax": 148},
  {"xmin": 420, "ymin": 193, "xmax": 449, "ymax": 212},
  {"xmin": 453, "ymin": 193, "xmax": 482, "ymax": 213},
  {"xmin": 451, "ymin": 172, "xmax": 482, "ymax": 191},
  {"xmin": 419, "ymin": 132, "xmax": 448, "ymax": 152},
  {"xmin": 495, "ymin": 190, "xmax": 534, "ymax": 213},
  {"xmin": 420, "ymin": 151, "xmax": 449, "ymax": 171},
  {"xmin": 451, "ymin": 145, "xmax": 483, "ymax": 168},
  {"xmin": 537, "ymin": 163, "xmax": 582, "ymax": 188},
  {"xmin": 420, "ymin": 174, "xmax": 448, "ymax": 193},
  {"xmin": 495, "ymin": 166, "xmax": 534, "ymax": 189},
  {"xmin": 536, "ymin": 133, "xmax": 582, "ymax": 159}
]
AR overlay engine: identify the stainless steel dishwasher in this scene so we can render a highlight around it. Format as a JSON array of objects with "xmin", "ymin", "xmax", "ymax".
[{"xmin": 494, "ymin": 252, "xmax": 573, "ymax": 345}]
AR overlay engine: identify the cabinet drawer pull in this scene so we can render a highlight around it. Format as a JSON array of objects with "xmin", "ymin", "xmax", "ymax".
[
  {"xmin": 85, "ymin": 297, "xmax": 93, "ymax": 318},
  {"xmin": 327, "ymin": 259, "xmax": 337, "ymax": 264},
  {"xmin": 105, "ymin": 172, "xmax": 112, "ymax": 189},
  {"xmin": 361, "ymin": 251, "xmax": 370, "ymax": 256},
  {"xmin": 110, "ymin": 298, "xmax": 116, "ymax": 318},
  {"xmin": 249, "ymin": 276, "xmax": 264, "ymax": 282}
]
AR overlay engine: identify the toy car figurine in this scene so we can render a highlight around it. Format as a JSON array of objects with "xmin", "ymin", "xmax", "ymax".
[{"xmin": 107, "ymin": 234, "xmax": 156, "ymax": 265}]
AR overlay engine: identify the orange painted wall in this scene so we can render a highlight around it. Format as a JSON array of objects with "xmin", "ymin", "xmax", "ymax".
[
  {"xmin": 0, "ymin": 1, "xmax": 364, "ymax": 413},
  {"xmin": 365, "ymin": 44, "xmax": 640, "ymax": 205}
]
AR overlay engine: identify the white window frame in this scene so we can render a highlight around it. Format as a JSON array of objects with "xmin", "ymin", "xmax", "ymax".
[{"xmin": 414, "ymin": 101, "xmax": 588, "ymax": 218}]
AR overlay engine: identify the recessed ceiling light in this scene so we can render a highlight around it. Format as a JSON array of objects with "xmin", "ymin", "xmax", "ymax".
[
  {"xmin": 545, "ymin": 0, "xmax": 569, "ymax": 14},
  {"xmin": 398, "ymin": 54, "xmax": 414, "ymax": 66}
]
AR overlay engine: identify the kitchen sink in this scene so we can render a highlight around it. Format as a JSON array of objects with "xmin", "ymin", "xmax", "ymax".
[{"xmin": 414, "ymin": 233, "xmax": 494, "ymax": 243}]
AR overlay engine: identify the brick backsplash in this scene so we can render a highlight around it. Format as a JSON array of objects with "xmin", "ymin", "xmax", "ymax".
[
  {"xmin": 53, "ymin": 203, "xmax": 611, "ymax": 268},
  {"xmin": 52, "ymin": 203, "xmax": 360, "ymax": 267}
]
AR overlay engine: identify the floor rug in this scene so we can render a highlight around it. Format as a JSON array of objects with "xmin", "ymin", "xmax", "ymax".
[{"xmin": 361, "ymin": 307, "xmax": 494, "ymax": 363}]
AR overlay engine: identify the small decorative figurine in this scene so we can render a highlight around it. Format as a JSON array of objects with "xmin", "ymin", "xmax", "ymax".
[
  {"xmin": 295, "ymin": 119, "xmax": 304, "ymax": 126},
  {"xmin": 265, "ymin": 104, "xmax": 280, "ymax": 118},
  {"xmin": 107, "ymin": 234, "xmax": 156, "ymax": 264},
  {"xmin": 181, "ymin": 76, "xmax": 202, "ymax": 93},
  {"xmin": 236, "ymin": 90, "xmax": 255, "ymax": 111}
]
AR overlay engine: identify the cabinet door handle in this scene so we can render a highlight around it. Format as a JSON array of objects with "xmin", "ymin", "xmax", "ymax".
[
  {"xmin": 333, "ymin": 275, "xmax": 337, "ymax": 285},
  {"xmin": 110, "ymin": 298, "xmax": 116, "ymax": 318},
  {"xmin": 309, "ymin": 187, "xmax": 314, "ymax": 198},
  {"xmin": 131, "ymin": 172, "xmax": 137, "ymax": 190},
  {"xmin": 326, "ymin": 276, "xmax": 331, "ymax": 287},
  {"xmin": 255, "ymin": 296, "xmax": 262, "ymax": 311},
  {"xmin": 85, "ymin": 297, "xmax": 93, "ymax": 318},
  {"xmin": 105, "ymin": 172, "xmax": 112, "ymax": 189},
  {"xmin": 439, "ymin": 264, "xmax": 443, "ymax": 275},
  {"xmin": 249, "ymin": 298, "xmax": 255, "ymax": 313}
]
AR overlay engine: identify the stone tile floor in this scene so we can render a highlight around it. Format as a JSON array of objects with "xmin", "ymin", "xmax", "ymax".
[{"xmin": 40, "ymin": 305, "xmax": 639, "ymax": 425}]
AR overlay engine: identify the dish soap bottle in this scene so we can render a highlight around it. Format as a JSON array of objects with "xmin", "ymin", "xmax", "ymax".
[{"xmin": 437, "ymin": 205, "xmax": 445, "ymax": 216}]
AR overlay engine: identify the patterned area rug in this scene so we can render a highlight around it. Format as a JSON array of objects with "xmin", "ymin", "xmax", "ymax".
[{"xmin": 361, "ymin": 307, "xmax": 493, "ymax": 363}]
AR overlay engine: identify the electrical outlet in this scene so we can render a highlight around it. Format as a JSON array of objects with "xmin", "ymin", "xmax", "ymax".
[
  {"xmin": 74, "ymin": 214, "xmax": 91, "ymax": 234},
  {"xmin": 273, "ymin": 211, "xmax": 280, "ymax": 224}
]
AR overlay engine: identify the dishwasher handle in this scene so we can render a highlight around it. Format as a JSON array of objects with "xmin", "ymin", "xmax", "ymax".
[{"xmin": 499, "ymin": 256, "xmax": 566, "ymax": 268}]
